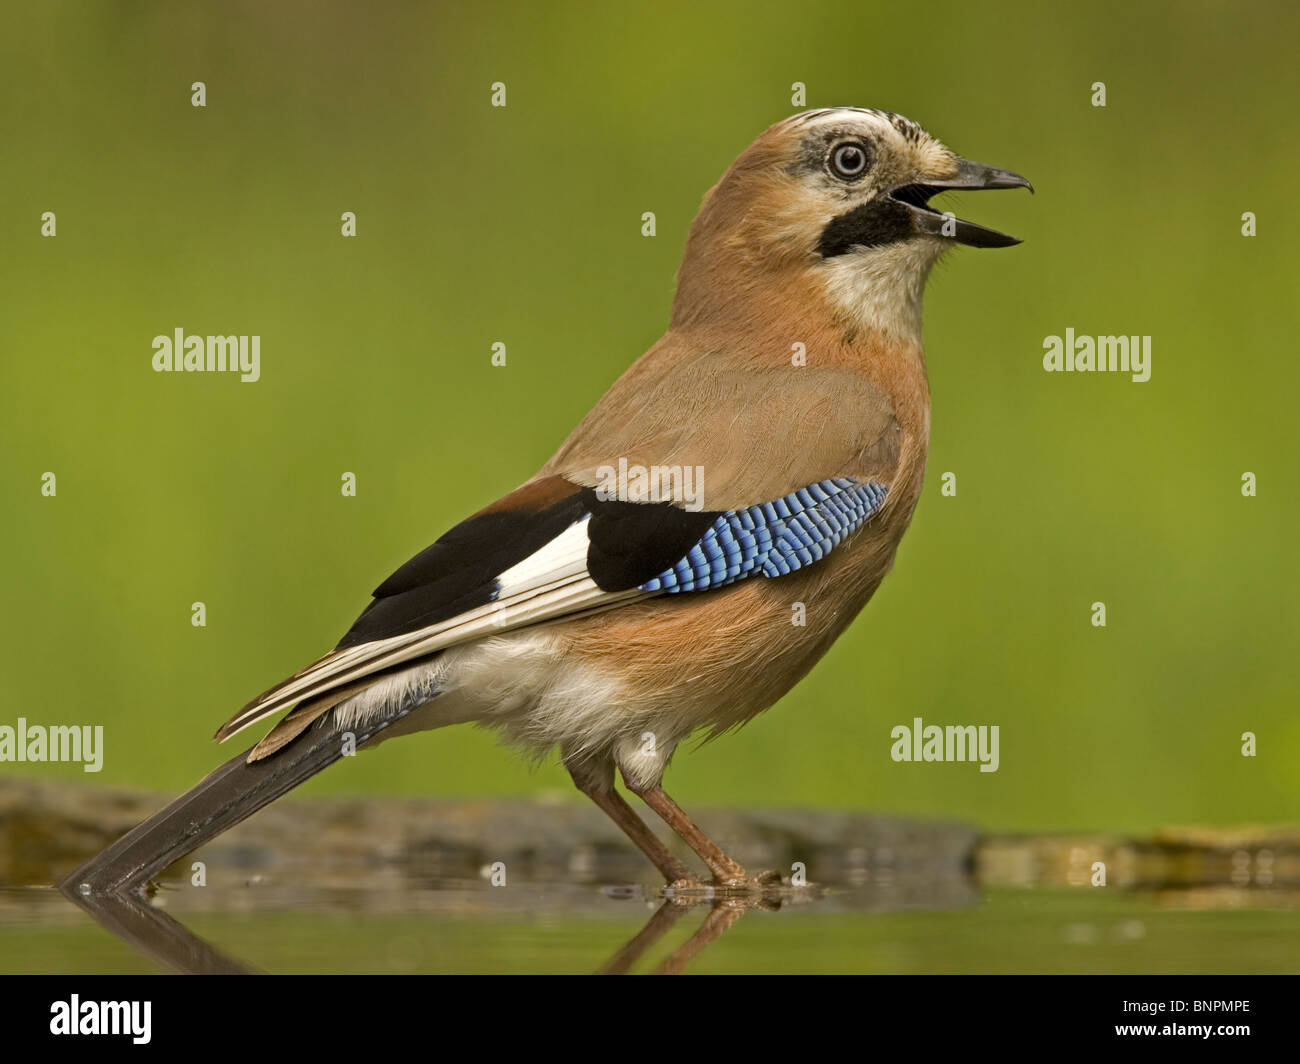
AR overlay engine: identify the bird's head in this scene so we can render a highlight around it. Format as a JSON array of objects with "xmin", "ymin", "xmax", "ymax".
[{"xmin": 672, "ymin": 107, "xmax": 1031, "ymax": 342}]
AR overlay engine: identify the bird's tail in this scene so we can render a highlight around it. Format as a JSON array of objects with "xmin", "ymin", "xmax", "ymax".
[{"xmin": 59, "ymin": 706, "xmax": 411, "ymax": 897}]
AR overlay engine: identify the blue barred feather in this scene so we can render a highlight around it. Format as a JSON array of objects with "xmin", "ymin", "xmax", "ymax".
[{"xmin": 639, "ymin": 478, "xmax": 888, "ymax": 593}]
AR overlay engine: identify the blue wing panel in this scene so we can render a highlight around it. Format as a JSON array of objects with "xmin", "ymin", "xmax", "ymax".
[{"xmin": 639, "ymin": 478, "xmax": 888, "ymax": 593}]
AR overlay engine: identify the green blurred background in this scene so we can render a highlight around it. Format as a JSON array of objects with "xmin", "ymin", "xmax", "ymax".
[{"xmin": 2, "ymin": 0, "xmax": 1296, "ymax": 833}]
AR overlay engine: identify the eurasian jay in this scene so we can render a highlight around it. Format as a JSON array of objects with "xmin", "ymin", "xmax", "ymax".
[{"xmin": 65, "ymin": 107, "xmax": 1028, "ymax": 897}]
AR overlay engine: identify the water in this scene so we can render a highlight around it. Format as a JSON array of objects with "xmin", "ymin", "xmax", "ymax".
[
  {"xmin": 4, "ymin": 779, "xmax": 1295, "ymax": 973},
  {"xmin": 4, "ymin": 879, "xmax": 1296, "ymax": 975}
]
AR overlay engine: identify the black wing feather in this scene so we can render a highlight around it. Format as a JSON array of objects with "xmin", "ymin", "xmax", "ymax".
[
  {"xmin": 337, "ymin": 486, "xmax": 588, "ymax": 648},
  {"xmin": 580, "ymin": 489, "xmax": 720, "ymax": 592},
  {"xmin": 335, "ymin": 478, "xmax": 725, "ymax": 649}
]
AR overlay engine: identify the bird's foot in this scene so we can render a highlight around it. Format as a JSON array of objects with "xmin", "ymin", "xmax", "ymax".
[
  {"xmin": 717, "ymin": 868, "xmax": 785, "ymax": 892},
  {"xmin": 664, "ymin": 868, "xmax": 785, "ymax": 901}
]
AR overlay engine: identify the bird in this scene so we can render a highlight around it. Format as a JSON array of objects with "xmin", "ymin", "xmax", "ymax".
[{"xmin": 64, "ymin": 107, "xmax": 1029, "ymax": 898}]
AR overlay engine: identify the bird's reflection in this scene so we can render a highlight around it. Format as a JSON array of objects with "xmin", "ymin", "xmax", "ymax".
[
  {"xmin": 60, "ymin": 884, "xmax": 257, "ymax": 975},
  {"xmin": 598, "ymin": 891, "xmax": 784, "ymax": 975},
  {"xmin": 59, "ymin": 878, "xmax": 797, "ymax": 975}
]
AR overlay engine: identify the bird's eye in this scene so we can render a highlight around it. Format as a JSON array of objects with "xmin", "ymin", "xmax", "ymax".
[{"xmin": 829, "ymin": 141, "xmax": 870, "ymax": 180}]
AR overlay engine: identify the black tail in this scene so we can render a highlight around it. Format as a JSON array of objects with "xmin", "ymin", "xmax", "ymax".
[{"xmin": 60, "ymin": 713, "xmax": 395, "ymax": 897}]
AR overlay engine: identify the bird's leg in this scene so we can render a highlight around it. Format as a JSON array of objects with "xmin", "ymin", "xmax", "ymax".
[
  {"xmin": 629, "ymin": 783, "xmax": 745, "ymax": 884},
  {"xmin": 566, "ymin": 760, "xmax": 694, "ymax": 884},
  {"xmin": 622, "ymin": 776, "xmax": 782, "ymax": 891}
]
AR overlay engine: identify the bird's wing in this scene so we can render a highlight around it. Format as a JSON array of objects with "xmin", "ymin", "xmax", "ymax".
[
  {"xmin": 542, "ymin": 343, "xmax": 904, "ymax": 510},
  {"xmin": 216, "ymin": 471, "xmax": 892, "ymax": 745}
]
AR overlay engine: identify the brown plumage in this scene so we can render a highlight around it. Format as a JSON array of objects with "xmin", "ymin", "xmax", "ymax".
[{"xmin": 65, "ymin": 108, "xmax": 1027, "ymax": 897}]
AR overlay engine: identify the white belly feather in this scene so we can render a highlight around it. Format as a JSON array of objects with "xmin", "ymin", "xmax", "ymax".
[{"xmin": 329, "ymin": 627, "xmax": 683, "ymax": 786}]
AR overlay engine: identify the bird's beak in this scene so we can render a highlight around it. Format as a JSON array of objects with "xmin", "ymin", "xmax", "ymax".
[{"xmin": 891, "ymin": 157, "xmax": 1033, "ymax": 248}]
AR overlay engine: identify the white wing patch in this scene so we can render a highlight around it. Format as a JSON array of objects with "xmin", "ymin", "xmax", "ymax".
[{"xmin": 494, "ymin": 515, "xmax": 593, "ymax": 597}]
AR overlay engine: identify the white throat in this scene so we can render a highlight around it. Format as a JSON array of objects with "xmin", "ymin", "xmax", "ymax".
[{"xmin": 818, "ymin": 238, "xmax": 947, "ymax": 344}]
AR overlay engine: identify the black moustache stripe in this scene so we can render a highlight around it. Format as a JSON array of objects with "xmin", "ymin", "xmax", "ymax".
[{"xmin": 817, "ymin": 198, "xmax": 914, "ymax": 258}]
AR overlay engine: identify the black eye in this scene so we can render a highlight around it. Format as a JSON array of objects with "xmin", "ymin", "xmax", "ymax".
[{"xmin": 829, "ymin": 141, "xmax": 870, "ymax": 180}]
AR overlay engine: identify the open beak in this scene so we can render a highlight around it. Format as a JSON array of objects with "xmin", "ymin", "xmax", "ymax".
[{"xmin": 891, "ymin": 157, "xmax": 1033, "ymax": 248}]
